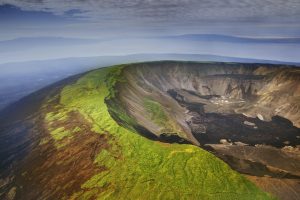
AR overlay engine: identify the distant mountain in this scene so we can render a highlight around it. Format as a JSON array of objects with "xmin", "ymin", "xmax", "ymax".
[
  {"xmin": 1, "ymin": 35, "xmax": 299, "ymax": 64},
  {"xmin": 1, "ymin": 53, "xmax": 299, "ymax": 75},
  {"xmin": 121, "ymin": 53, "xmax": 300, "ymax": 65},
  {"xmin": 0, "ymin": 37, "xmax": 100, "ymax": 52},
  {"xmin": 160, "ymin": 34, "xmax": 300, "ymax": 44},
  {"xmin": 2, "ymin": 34, "xmax": 300, "ymax": 54}
]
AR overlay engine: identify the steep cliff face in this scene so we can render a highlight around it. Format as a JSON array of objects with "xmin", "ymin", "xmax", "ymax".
[
  {"xmin": 108, "ymin": 62, "xmax": 300, "ymax": 147},
  {"xmin": 242, "ymin": 68, "xmax": 300, "ymax": 126}
]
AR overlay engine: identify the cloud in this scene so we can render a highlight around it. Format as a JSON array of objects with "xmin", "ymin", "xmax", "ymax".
[
  {"xmin": 1, "ymin": 0, "xmax": 300, "ymax": 24},
  {"xmin": 0, "ymin": 0, "xmax": 299, "ymax": 40},
  {"xmin": 0, "ymin": 1, "xmax": 299, "ymax": 63}
]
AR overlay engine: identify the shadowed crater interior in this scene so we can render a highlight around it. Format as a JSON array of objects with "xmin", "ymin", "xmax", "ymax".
[{"xmin": 107, "ymin": 62, "xmax": 300, "ymax": 184}]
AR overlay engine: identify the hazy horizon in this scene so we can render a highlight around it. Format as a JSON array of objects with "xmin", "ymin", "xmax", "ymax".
[{"xmin": 0, "ymin": 1, "xmax": 300, "ymax": 63}]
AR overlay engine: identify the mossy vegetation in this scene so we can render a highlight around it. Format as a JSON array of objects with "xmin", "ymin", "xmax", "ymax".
[
  {"xmin": 72, "ymin": 126, "xmax": 82, "ymax": 133},
  {"xmin": 45, "ymin": 111, "xmax": 68, "ymax": 122},
  {"xmin": 44, "ymin": 106, "xmax": 83, "ymax": 147},
  {"xmin": 50, "ymin": 127, "xmax": 72, "ymax": 141},
  {"xmin": 41, "ymin": 65, "xmax": 274, "ymax": 199},
  {"xmin": 144, "ymin": 99, "xmax": 168, "ymax": 126},
  {"xmin": 143, "ymin": 98, "xmax": 187, "ymax": 138},
  {"xmin": 105, "ymin": 65, "xmax": 126, "ymax": 99}
]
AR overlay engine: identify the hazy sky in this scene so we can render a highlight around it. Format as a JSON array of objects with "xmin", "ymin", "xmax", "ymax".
[{"xmin": 0, "ymin": 0, "xmax": 299, "ymax": 63}]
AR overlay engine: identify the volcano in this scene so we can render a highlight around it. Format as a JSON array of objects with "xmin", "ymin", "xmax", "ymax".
[{"xmin": 0, "ymin": 61, "xmax": 299, "ymax": 200}]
